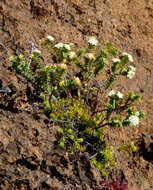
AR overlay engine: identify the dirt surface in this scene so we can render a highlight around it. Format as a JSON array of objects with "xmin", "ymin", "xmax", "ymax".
[{"xmin": 0, "ymin": 0, "xmax": 153, "ymax": 189}]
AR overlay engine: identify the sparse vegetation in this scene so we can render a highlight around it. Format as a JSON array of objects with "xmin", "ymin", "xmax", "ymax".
[
  {"xmin": 118, "ymin": 142, "xmax": 137, "ymax": 153},
  {"xmin": 10, "ymin": 36, "xmax": 145, "ymax": 178}
]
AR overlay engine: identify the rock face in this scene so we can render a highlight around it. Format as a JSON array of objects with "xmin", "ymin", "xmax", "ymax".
[
  {"xmin": 0, "ymin": 0, "xmax": 153, "ymax": 189},
  {"xmin": 142, "ymin": 134, "xmax": 153, "ymax": 162}
]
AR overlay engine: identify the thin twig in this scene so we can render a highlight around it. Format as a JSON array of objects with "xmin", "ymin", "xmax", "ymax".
[{"xmin": 28, "ymin": 41, "xmax": 34, "ymax": 67}]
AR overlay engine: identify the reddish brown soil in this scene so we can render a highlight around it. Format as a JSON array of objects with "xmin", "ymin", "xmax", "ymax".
[{"xmin": 0, "ymin": 0, "xmax": 153, "ymax": 189}]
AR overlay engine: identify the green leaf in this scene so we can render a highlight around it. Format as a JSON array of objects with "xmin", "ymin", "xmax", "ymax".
[
  {"xmin": 77, "ymin": 48, "xmax": 86, "ymax": 56},
  {"xmin": 77, "ymin": 138, "xmax": 83, "ymax": 143},
  {"xmin": 133, "ymin": 94, "xmax": 141, "ymax": 101},
  {"xmin": 67, "ymin": 129, "xmax": 73, "ymax": 134},
  {"xmin": 59, "ymin": 138, "xmax": 65, "ymax": 148},
  {"xmin": 94, "ymin": 58, "xmax": 106, "ymax": 75},
  {"xmin": 50, "ymin": 113, "xmax": 57, "ymax": 119},
  {"xmin": 139, "ymin": 111, "xmax": 145, "ymax": 118},
  {"xmin": 58, "ymin": 128, "xmax": 64, "ymax": 134},
  {"xmin": 91, "ymin": 158, "xmax": 97, "ymax": 165},
  {"xmin": 43, "ymin": 100, "xmax": 51, "ymax": 112},
  {"xmin": 69, "ymin": 135, "xmax": 75, "ymax": 140},
  {"xmin": 74, "ymin": 142, "xmax": 80, "ymax": 149}
]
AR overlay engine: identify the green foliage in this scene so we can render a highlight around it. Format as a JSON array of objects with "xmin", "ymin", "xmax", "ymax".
[
  {"xmin": 125, "ymin": 91, "xmax": 141, "ymax": 104},
  {"xmin": 118, "ymin": 142, "xmax": 137, "ymax": 153},
  {"xmin": 10, "ymin": 36, "xmax": 144, "ymax": 177},
  {"xmin": 91, "ymin": 145, "xmax": 116, "ymax": 176},
  {"xmin": 11, "ymin": 54, "xmax": 36, "ymax": 82}
]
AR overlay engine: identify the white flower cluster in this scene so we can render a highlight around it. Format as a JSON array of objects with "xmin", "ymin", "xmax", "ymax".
[
  {"xmin": 108, "ymin": 90, "xmax": 115, "ymax": 96},
  {"xmin": 128, "ymin": 115, "xmax": 139, "ymax": 126},
  {"xmin": 54, "ymin": 42, "xmax": 64, "ymax": 49},
  {"xmin": 85, "ymin": 53, "xmax": 95, "ymax": 60},
  {"xmin": 108, "ymin": 90, "xmax": 123, "ymax": 99},
  {"xmin": 127, "ymin": 65, "xmax": 136, "ymax": 79},
  {"xmin": 112, "ymin": 58, "xmax": 120, "ymax": 63},
  {"xmin": 54, "ymin": 43, "xmax": 71, "ymax": 50},
  {"xmin": 47, "ymin": 35, "xmax": 55, "ymax": 42},
  {"xmin": 68, "ymin": 51, "xmax": 76, "ymax": 59},
  {"xmin": 64, "ymin": 44, "xmax": 71, "ymax": 50},
  {"xmin": 122, "ymin": 52, "xmax": 133, "ymax": 62},
  {"xmin": 117, "ymin": 91, "xmax": 123, "ymax": 99},
  {"xmin": 32, "ymin": 49, "xmax": 41, "ymax": 55},
  {"xmin": 58, "ymin": 63, "xmax": 67, "ymax": 70},
  {"xmin": 88, "ymin": 37, "xmax": 98, "ymax": 46}
]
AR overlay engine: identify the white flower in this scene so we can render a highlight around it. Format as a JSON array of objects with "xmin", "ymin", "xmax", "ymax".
[
  {"xmin": 58, "ymin": 63, "xmax": 67, "ymax": 70},
  {"xmin": 74, "ymin": 76, "xmax": 81, "ymax": 86},
  {"xmin": 122, "ymin": 52, "xmax": 133, "ymax": 62},
  {"xmin": 128, "ymin": 115, "xmax": 139, "ymax": 126},
  {"xmin": 127, "ymin": 70, "xmax": 135, "ymax": 79},
  {"xmin": 47, "ymin": 35, "xmax": 55, "ymax": 42},
  {"xmin": 64, "ymin": 44, "xmax": 71, "ymax": 50},
  {"xmin": 112, "ymin": 58, "xmax": 120, "ymax": 63},
  {"xmin": 117, "ymin": 91, "xmax": 123, "ymax": 99},
  {"xmin": 135, "ymin": 111, "xmax": 140, "ymax": 116},
  {"xmin": 54, "ymin": 42, "xmax": 64, "ymax": 49},
  {"xmin": 108, "ymin": 90, "xmax": 115, "ymax": 97},
  {"xmin": 128, "ymin": 65, "xmax": 136, "ymax": 72},
  {"xmin": 85, "ymin": 53, "xmax": 95, "ymax": 60},
  {"xmin": 127, "ymin": 65, "xmax": 136, "ymax": 79},
  {"xmin": 68, "ymin": 51, "xmax": 76, "ymax": 59},
  {"xmin": 88, "ymin": 37, "xmax": 98, "ymax": 46},
  {"xmin": 32, "ymin": 49, "xmax": 41, "ymax": 54}
]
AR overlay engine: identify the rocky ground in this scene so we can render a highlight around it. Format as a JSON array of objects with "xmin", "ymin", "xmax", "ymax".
[{"xmin": 0, "ymin": 0, "xmax": 153, "ymax": 189}]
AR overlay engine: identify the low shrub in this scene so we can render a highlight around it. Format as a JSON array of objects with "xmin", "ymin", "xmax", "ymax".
[{"xmin": 10, "ymin": 36, "xmax": 145, "ymax": 177}]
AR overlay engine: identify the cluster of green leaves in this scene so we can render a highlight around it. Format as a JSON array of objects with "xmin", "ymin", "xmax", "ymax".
[
  {"xmin": 118, "ymin": 142, "xmax": 137, "ymax": 153},
  {"xmin": 41, "ymin": 95, "xmax": 115, "ymax": 176},
  {"xmin": 10, "ymin": 37, "xmax": 145, "ymax": 176},
  {"xmin": 10, "ymin": 54, "xmax": 36, "ymax": 82},
  {"xmin": 10, "ymin": 53, "xmax": 68, "ymax": 96}
]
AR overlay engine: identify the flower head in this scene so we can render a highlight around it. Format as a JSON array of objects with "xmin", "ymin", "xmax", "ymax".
[
  {"xmin": 32, "ymin": 49, "xmax": 41, "ymax": 55},
  {"xmin": 64, "ymin": 44, "xmax": 71, "ymax": 50},
  {"xmin": 74, "ymin": 76, "xmax": 81, "ymax": 86},
  {"xmin": 127, "ymin": 70, "xmax": 135, "ymax": 79},
  {"xmin": 112, "ymin": 58, "xmax": 120, "ymax": 63},
  {"xmin": 108, "ymin": 90, "xmax": 115, "ymax": 97},
  {"xmin": 88, "ymin": 37, "xmax": 98, "ymax": 46},
  {"xmin": 54, "ymin": 42, "xmax": 64, "ymax": 49},
  {"xmin": 128, "ymin": 65, "xmax": 136, "ymax": 72},
  {"xmin": 135, "ymin": 111, "xmax": 140, "ymax": 117},
  {"xmin": 85, "ymin": 53, "xmax": 95, "ymax": 60},
  {"xmin": 47, "ymin": 35, "xmax": 55, "ymax": 42},
  {"xmin": 117, "ymin": 91, "xmax": 123, "ymax": 99},
  {"xmin": 68, "ymin": 51, "xmax": 76, "ymax": 59},
  {"xmin": 58, "ymin": 63, "xmax": 67, "ymax": 70},
  {"xmin": 122, "ymin": 52, "xmax": 133, "ymax": 62},
  {"xmin": 128, "ymin": 115, "xmax": 139, "ymax": 126},
  {"xmin": 127, "ymin": 65, "xmax": 136, "ymax": 79}
]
